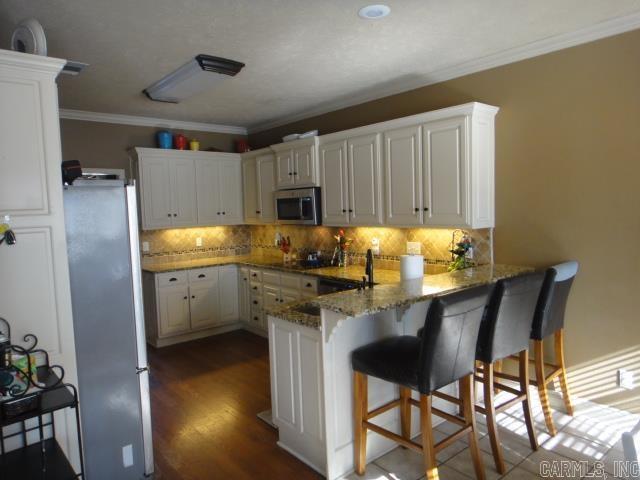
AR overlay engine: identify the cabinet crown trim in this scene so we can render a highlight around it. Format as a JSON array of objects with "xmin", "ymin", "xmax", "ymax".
[{"xmin": 0, "ymin": 50, "xmax": 66, "ymax": 74}]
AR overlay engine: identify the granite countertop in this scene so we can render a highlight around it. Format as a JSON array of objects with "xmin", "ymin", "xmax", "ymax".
[
  {"xmin": 142, "ymin": 255, "xmax": 420, "ymax": 284},
  {"xmin": 265, "ymin": 264, "xmax": 534, "ymax": 329}
]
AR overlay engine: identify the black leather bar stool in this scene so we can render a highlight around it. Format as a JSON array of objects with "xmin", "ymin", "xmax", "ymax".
[
  {"xmin": 529, "ymin": 261, "xmax": 579, "ymax": 435},
  {"xmin": 351, "ymin": 285, "xmax": 490, "ymax": 480},
  {"xmin": 473, "ymin": 271, "xmax": 545, "ymax": 475}
]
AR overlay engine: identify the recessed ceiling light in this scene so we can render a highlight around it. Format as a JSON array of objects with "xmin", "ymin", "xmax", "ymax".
[{"xmin": 358, "ymin": 4, "xmax": 391, "ymax": 19}]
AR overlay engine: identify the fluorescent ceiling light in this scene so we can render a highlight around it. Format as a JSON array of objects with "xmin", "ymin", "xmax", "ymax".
[
  {"xmin": 358, "ymin": 4, "xmax": 391, "ymax": 19},
  {"xmin": 143, "ymin": 54, "xmax": 245, "ymax": 103}
]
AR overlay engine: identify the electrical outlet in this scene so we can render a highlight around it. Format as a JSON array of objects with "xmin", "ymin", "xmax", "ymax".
[
  {"xmin": 371, "ymin": 238, "xmax": 380, "ymax": 255},
  {"xmin": 618, "ymin": 369, "xmax": 634, "ymax": 390},
  {"xmin": 122, "ymin": 444, "xmax": 133, "ymax": 468},
  {"xmin": 142, "ymin": 241, "xmax": 149, "ymax": 253},
  {"xmin": 407, "ymin": 242, "xmax": 421, "ymax": 255},
  {"xmin": 196, "ymin": 237, "xmax": 203, "ymax": 247}
]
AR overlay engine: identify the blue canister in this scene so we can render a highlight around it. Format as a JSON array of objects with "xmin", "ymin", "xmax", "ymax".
[{"xmin": 157, "ymin": 130, "xmax": 172, "ymax": 149}]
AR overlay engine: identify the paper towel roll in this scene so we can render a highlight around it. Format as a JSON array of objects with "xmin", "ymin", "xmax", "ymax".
[{"xmin": 400, "ymin": 255, "xmax": 424, "ymax": 281}]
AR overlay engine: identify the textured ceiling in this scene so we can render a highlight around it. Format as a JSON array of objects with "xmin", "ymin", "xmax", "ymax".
[{"xmin": 1, "ymin": 0, "xmax": 639, "ymax": 130}]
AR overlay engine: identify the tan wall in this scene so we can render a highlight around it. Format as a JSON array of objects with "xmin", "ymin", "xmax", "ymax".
[
  {"xmin": 60, "ymin": 119, "xmax": 246, "ymax": 177},
  {"xmin": 250, "ymin": 30, "xmax": 640, "ymax": 412}
]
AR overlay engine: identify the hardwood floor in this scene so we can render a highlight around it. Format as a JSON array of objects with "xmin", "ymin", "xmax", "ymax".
[{"xmin": 148, "ymin": 329, "xmax": 322, "ymax": 480}]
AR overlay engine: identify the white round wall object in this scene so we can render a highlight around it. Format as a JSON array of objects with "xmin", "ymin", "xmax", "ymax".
[
  {"xmin": 358, "ymin": 5, "xmax": 391, "ymax": 19},
  {"xmin": 11, "ymin": 18, "xmax": 48, "ymax": 56}
]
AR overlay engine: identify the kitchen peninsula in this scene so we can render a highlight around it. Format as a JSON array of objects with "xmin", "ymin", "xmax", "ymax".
[{"xmin": 265, "ymin": 264, "xmax": 531, "ymax": 480}]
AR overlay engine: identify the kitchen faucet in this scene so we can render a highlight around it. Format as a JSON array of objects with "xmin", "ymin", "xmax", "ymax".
[{"xmin": 365, "ymin": 249, "xmax": 374, "ymax": 287}]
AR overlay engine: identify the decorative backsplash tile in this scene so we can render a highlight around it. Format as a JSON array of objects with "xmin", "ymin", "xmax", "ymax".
[{"xmin": 140, "ymin": 224, "xmax": 492, "ymax": 270}]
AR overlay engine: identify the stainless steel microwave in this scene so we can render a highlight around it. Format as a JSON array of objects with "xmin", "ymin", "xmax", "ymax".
[{"xmin": 275, "ymin": 187, "xmax": 322, "ymax": 225}]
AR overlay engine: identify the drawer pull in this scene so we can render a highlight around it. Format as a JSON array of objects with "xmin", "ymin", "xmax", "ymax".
[
  {"xmin": 252, "ymin": 273, "xmax": 257, "ymax": 277},
  {"xmin": 306, "ymin": 282, "xmax": 312, "ymax": 287},
  {"xmin": 191, "ymin": 295, "xmax": 195, "ymax": 299},
  {"xmin": 183, "ymin": 296, "xmax": 188, "ymax": 300},
  {"xmin": 253, "ymin": 316, "xmax": 259, "ymax": 321},
  {"xmin": 253, "ymin": 286, "xmax": 258, "ymax": 290},
  {"xmin": 169, "ymin": 277, "xmax": 178, "ymax": 282},
  {"xmin": 253, "ymin": 300, "xmax": 258, "ymax": 305},
  {"xmin": 198, "ymin": 274, "xmax": 206, "ymax": 278}
]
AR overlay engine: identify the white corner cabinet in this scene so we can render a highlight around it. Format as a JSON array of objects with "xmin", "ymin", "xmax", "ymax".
[
  {"xmin": 241, "ymin": 148, "xmax": 277, "ymax": 224},
  {"xmin": 142, "ymin": 265, "xmax": 240, "ymax": 347},
  {"xmin": 271, "ymin": 136, "xmax": 320, "ymax": 189},
  {"xmin": 319, "ymin": 102, "xmax": 498, "ymax": 228},
  {"xmin": 130, "ymin": 148, "xmax": 243, "ymax": 230}
]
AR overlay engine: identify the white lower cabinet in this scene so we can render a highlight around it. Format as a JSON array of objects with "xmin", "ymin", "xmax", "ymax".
[
  {"xmin": 144, "ymin": 266, "xmax": 240, "ymax": 347},
  {"xmin": 268, "ymin": 316, "xmax": 325, "ymax": 472}
]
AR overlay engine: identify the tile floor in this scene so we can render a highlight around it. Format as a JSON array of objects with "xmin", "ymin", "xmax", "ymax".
[{"xmin": 345, "ymin": 389, "xmax": 639, "ymax": 480}]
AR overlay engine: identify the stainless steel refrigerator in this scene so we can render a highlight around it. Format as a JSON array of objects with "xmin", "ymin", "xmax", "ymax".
[{"xmin": 64, "ymin": 179, "xmax": 153, "ymax": 479}]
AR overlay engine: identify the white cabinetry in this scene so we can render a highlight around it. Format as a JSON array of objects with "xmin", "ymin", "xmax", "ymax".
[
  {"xmin": 0, "ymin": 50, "xmax": 80, "ymax": 466},
  {"xmin": 268, "ymin": 317, "xmax": 325, "ymax": 472},
  {"xmin": 144, "ymin": 265, "xmax": 240, "ymax": 347},
  {"xmin": 132, "ymin": 148, "xmax": 243, "ymax": 230},
  {"xmin": 242, "ymin": 149, "xmax": 276, "ymax": 224},
  {"xmin": 272, "ymin": 137, "xmax": 320, "ymax": 189},
  {"xmin": 319, "ymin": 134, "xmax": 383, "ymax": 226},
  {"xmin": 382, "ymin": 106, "xmax": 497, "ymax": 228}
]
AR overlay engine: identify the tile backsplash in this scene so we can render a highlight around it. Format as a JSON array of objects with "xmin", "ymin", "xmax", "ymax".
[{"xmin": 141, "ymin": 224, "xmax": 492, "ymax": 268}]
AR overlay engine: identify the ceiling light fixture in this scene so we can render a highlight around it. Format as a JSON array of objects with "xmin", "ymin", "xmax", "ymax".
[
  {"xmin": 358, "ymin": 4, "xmax": 391, "ymax": 19},
  {"xmin": 143, "ymin": 54, "xmax": 245, "ymax": 103}
]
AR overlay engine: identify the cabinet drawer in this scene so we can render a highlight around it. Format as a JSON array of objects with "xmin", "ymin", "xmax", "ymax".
[
  {"xmin": 249, "ymin": 269, "xmax": 263, "ymax": 282},
  {"xmin": 280, "ymin": 273, "xmax": 301, "ymax": 290},
  {"xmin": 250, "ymin": 305, "xmax": 263, "ymax": 325},
  {"xmin": 262, "ymin": 270, "xmax": 280, "ymax": 286},
  {"xmin": 250, "ymin": 295, "xmax": 263, "ymax": 309},
  {"xmin": 157, "ymin": 271, "xmax": 188, "ymax": 287},
  {"xmin": 250, "ymin": 281, "xmax": 262, "ymax": 295},
  {"xmin": 188, "ymin": 267, "xmax": 217, "ymax": 283},
  {"xmin": 300, "ymin": 276, "xmax": 318, "ymax": 295}
]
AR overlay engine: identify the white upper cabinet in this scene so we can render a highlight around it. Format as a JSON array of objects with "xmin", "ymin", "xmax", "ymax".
[
  {"xmin": 169, "ymin": 157, "xmax": 198, "ymax": 226},
  {"xmin": 347, "ymin": 133, "xmax": 383, "ymax": 226},
  {"xmin": 275, "ymin": 149, "xmax": 295, "ymax": 188},
  {"xmin": 195, "ymin": 157, "xmax": 221, "ymax": 225},
  {"xmin": 241, "ymin": 148, "xmax": 276, "ymax": 224},
  {"xmin": 272, "ymin": 137, "xmax": 320, "ymax": 189},
  {"xmin": 133, "ymin": 149, "xmax": 243, "ymax": 230},
  {"xmin": 422, "ymin": 116, "xmax": 467, "ymax": 227},
  {"xmin": 242, "ymin": 156, "xmax": 259, "ymax": 223},
  {"xmin": 218, "ymin": 159, "xmax": 243, "ymax": 224},
  {"xmin": 383, "ymin": 125, "xmax": 422, "ymax": 226},
  {"xmin": 257, "ymin": 154, "xmax": 276, "ymax": 222},
  {"xmin": 245, "ymin": 102, "xmax": 497, "ymax": 228},
  {"xmin": 139, "ymin": 156, "xmax": 172, "ymax": 229},
  {"xmin": 319, "ymin": 140, "xmax": 349, "ymax": 225}
]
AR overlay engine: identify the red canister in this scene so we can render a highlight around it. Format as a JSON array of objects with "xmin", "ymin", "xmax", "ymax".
[{"xmin": 174, "ymin": 133, "xmax": 187, "ymax": 150}]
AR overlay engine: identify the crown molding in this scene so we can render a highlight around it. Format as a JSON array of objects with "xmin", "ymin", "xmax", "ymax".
[
  {"xmin": 0, "ymin": 49, "xmax": 66, "ymax": 74},
  {"xmin": 247, "ymin": 11, "xmax": 640, "ymax": 134},
  {"xmin": 59, "ymin": 109, "xmax": 247, "ymax": 135}
]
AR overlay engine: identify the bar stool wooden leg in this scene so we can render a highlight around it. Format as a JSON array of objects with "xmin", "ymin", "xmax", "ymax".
[
  {"xmin": 461, "ymin": 375, "xmax": 486, "ymax": 480},
  {"xmin": 353, "ymin": 371, "xmax": 368, "ymax": 475},
  {"xmin": 493, "ymin": 359, "xmax": 503, "ymax": 394},
  {"xmin": 482, "ymin": 362, "xmax": 506, "ymax": 474},
  {"xmin": 419, "ymin": 394, "xmax": 439, "ymax": 480},
  {"xmin": 555, "ymin": 329, "xmax": 574, "ymax": 416},
  {"xmin": 399, "ymin": 386, "xmax": 412, "ymax": 443},
  {"xmin": 519, "ymin": 350, "xmax": 539, "ymax": 450},
  {"xmin": 534, "ymin": 339, "xmax": 557, "ymax": 436}
]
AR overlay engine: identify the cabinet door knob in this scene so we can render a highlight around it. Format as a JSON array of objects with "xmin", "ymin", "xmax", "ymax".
[
  {"xmin": 293, "ymin": 171, "xmax": 298, "ymax": 175},
  {"xmin": 198, "ymin": 274, "xmax": 206, "ymax": 278},
  {"xmin": 306, "ymin": 283, "xmax": 312, "ymax": 287},
  {"xmin": 256, "ymin": 210, "xmax": 261, "ymax": 214},
  {"xmin": 288, "ymin": 172, "xmax": 292, "ymax": 176},
  {"xmin": 173, "ymin": 213, "xmax": 177, "ymax": 217},
  {"xmin": 217, "ymin": 212, "xmax": 220, "ymax": 215},
  {"xmin": 253, "ymin": 316, "xmax": 258, "ymax": 321},
  {"xmin": 183, "ymin": 296, "xmax": 188, "ymax": 300},
  {"xmin": 342, "ymin": 209, "xmax": 346, "ymax": 213},
  {"xmin": 222, "ymin": 212, "xmax": 226, "ymax": 215},
  {"xmin": 252, "ymin": 273, "xmax": 257, "ymax": 277},
  {"xmin": 191, "ymin": 295, "xmax": 195, "ymax": 299},
  {"xmin": 253, "ymin": 286, "xmax": 258, "ymax": 290},
  {"xmin": 414, "ymin": 207, "xmax": 419, "ymax": 212},
  {"xmin": 348, "ymin": 209, "xmax": 353, "ymax": 213},
  {"xmin": 423, "ymin": 207, "xmax": 429, "ymax": 211},
  {"xmin": 167, "ymin": 213, "xmax": 171, "ymax": 217}
]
